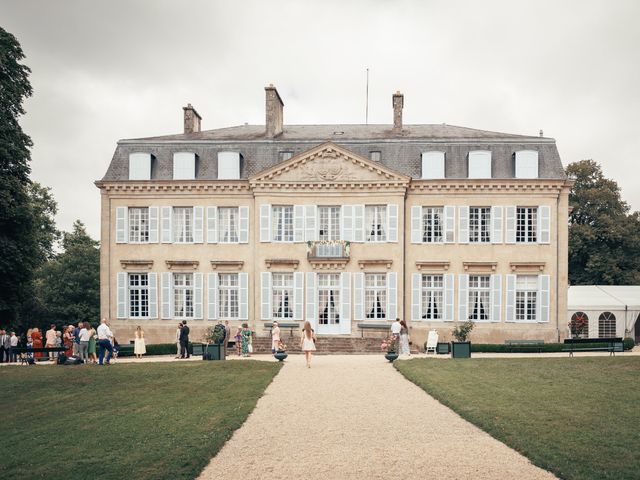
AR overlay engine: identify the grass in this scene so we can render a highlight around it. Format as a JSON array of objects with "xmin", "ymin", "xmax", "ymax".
[
  {"xmin": 395, "ymin": 357, "xmax": 640, "ymax": 480},
  {"xmin": 0, "ymin": 361, "xmax": 281, "ymax": 480}
]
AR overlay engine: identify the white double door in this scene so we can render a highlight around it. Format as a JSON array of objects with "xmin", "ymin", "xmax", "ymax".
[{"xmin": 310, "ymin": 272, "xmax": 351, "ymax": 335}]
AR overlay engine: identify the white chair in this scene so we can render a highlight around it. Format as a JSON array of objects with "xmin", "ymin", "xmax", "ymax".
[{"xmin": 425, "ymin": 330, "xmax": 439, "ymax": 355}]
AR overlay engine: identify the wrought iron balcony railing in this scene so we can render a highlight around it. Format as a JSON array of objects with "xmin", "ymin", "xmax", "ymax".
[{"xmin": 307, "ymin": 240, "xmax": 350, "ymax": 259}]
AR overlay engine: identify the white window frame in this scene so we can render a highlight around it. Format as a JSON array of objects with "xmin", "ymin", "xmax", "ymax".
[
  {"xmin": 364, "ymin": 273, "xmax": 387, "ymax": 320},
  {"xmin": 173, "ymin": 152, "xmax": 196, "ymax": 180},
  {"xmin": 279, "ymin": 151, "xmax": 293, "ymax": 161},
  {"xmin": 422, "ymin": 207, "xmax": 444, "ymax": 243},
  {"xmin": 318, "ymin": 273, "xmax": 341, "ymax": 326},
  {"xmin": 468, "ymin": 275, "xmax": 491, "ymax": 321},
  {"xmin": 318, "ymin": 206, "xmax": 341, "ymax": 241},
  {"xmin": 272, "ymin": 205, "xmax": 294, "ymax": 242},
  {"xmin": 172, "ymin": 207, "xmax": 194, "ymax": 243},
  {"xmin": 272, "ymin": 273, "xmax": 294, "ymax": 320},
  {"xmin": 129, "ymin": 153, "xmax": 151, "ymax": 180},
  {"xmin": 218, "ymin": 273, "xmax": 239, "ymax": 319},
  {"xmin": 515, "ymin": 275, "xmax": 538, "ymax": 322},
  {"xmin": 218, "ymin": 207, "xmax": 239, "ymax": 243},
  {"xmin": 365, "ymin": 205, "xmax": 387, "ymax": 242},
  {"xmin": 128, "ymin": 207, "xmax": 150, "ymax": 243},
  {"xmin": 173, "ymin": 273, "xmax": 194, "ymax": 319},
  {"xmin": 469, "ymin": 207, "xmax": 491, "ymax": 243},
  {"xmin": 421, "ymin": 274, "xmax": 444, "ymax": 320},
  {"xmin": 598, "ymin": 312, "xmax": 616, "ymax": 338},
  {"xmin": 370, "ymin": 151, "xmax": 381, "ymax": 161},
  {"xmin": 515, "ymin": 150, "xmax": 539, "ymax": 179},
  {"xmin": 516, "ymin": 207, "xmax": 538, "ymax": 243},
  {"xmin": 421, "ymin": 151, "xmax": 445, "ymax": 179},
  {"xmin": 468, "ymin": 150, "xmax": 492, "ymax": 179},
  {"xmin": 218, "ymin": 151, "xmax": 240, "ymax": 179},
  {"xmin": 128, "ymin": 273, "xmax": 150, "ymax": 318}
]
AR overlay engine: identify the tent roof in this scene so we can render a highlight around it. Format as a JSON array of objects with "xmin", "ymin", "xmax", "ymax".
[{"xmin": 568, "ymin": 285, "xmax": 640, "ymax": 311}]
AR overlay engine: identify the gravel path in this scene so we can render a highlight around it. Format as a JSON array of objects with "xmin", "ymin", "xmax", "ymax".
[{"xmin": 197, "ymin": 354, "xmax": 556, "ymax": 480}]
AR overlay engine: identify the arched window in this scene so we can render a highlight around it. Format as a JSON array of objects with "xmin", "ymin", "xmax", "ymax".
[
  {"xmin": 570, "ymin": 312, "xmax": 589, "ymax": 338},
  {"xmin": 598, "ymin": 312, "xmax": 616, "ymax": 338}
]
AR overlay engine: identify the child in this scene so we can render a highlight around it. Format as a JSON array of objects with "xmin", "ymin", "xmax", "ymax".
[{"xmin": 111, "ymin": 337, "xmax": 120, "ymax": 360}]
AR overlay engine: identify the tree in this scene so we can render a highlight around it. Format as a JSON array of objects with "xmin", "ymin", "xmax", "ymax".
[
  {"xmin": 0, "ymin": 27, "xmax": 35, "ymax": 322},
  {"xmin": 567, "ymin": 160, "xmax": 640, "ymax": 285},
  {"xmin": 34, "ymin": 221, "xmax": 100, "ymax": 329}
]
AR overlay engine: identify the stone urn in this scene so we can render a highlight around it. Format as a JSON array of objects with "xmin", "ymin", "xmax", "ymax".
[
  {"xmin": 274, "ymin": 351, "xmax": 288, "ymax": 362},
  {"xmin": 384, "ymin": 352, "xmax": 399, "ymax": 362}
]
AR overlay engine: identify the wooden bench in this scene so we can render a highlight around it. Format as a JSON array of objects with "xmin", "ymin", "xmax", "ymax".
[
  {"xmin": 11, "ymin": 346, "xmax": 67, "ymax": 364},
  {"xmin": 263, "ymin": 322, "xmax": 300, "ymax": 337},
  {"xmin": 357, "ymin": 323, "xmax": 390, "ymax": 337},
  {"xmin": 563, "ymin": 337, "xmax": 623, "ymax": 357},
  {"xmin": 505, "ymin": 339, "xmax": 545, "ymax": 353}
]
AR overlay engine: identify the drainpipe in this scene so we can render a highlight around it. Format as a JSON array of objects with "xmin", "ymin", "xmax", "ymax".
[{"xmin": 556, "ymin": 190, "xmax": 560, "ymax": 342}]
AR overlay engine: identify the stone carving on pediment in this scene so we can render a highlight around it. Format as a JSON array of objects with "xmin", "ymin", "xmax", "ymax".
[{"xmin": 300, "ymin": 154, "xmax": 355, "ymax": 181}]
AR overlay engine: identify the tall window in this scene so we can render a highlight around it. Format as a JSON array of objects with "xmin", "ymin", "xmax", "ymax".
[
  {"xmin": 365, "ymin": 205, "xmax": 387, "ymax": 242},
  {"xmin": 128, "ymin": 207, "xmax": 149, "ymax": 243},
  {"xmin": 218, "ymin": 273, "xmax": 239, "ymax": 319},
  {"xmin": 421, "ymin": 275, "xmax": 443, "ymax": 320},
  {"xmin": 469, "ymin": 207, "xmax": 491, "ymax": 243},
  {"xmin": 598, "ymin": 312, "xmax": 616, "ymax": 338},
  {"xmin": 515, "ymin": 275, "xmax": 537, "ymax": 321},
  {"xmin": 516, "ymin": 207, "xmax": 537, "ymax": 243},
  {"xmin": 422, "ymin": 207, "xmax": 443, "ymax": 243},
  {"xmin": 173, "ymin": 207, "xmax": 193, "ymax": 243},
  {"xmin": 219, "ymin": 207, "xmax": 239, "ymax": 243},
  {"xmin": 468, "ymin": 275, "xmax": 490, "ymax": 321},
  {"xmin": 365, "ymin": 273, "xmax": 387, "ymax": 319},
  {"xmin": 173, "ymin": 273, "xmax": 194, "ymax": 318},
  {"xmin": 272, "ymin": 205, "xmax": 293, "ymax": 242},
  {"xmin": 570, "ymin": 311, "xmax": 589, "ymax": 338},
  {"xmin": 318, "ymin": 274, "xmax": 340, "ymax": 325},
  {"xmin": 128, "ymin": 273, "xmax": 149, "ymax": 318},
  {"xmin": 272, "ymin": 273, "xmax": 293, "ymax": 319},
  {"xmin": 318, "ymin": 206, "xmax": 340, "ymax": 241}
]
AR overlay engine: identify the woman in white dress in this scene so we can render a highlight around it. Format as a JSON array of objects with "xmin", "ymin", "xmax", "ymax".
[
  {"xmin": 134, "ymin": 326, "xmax": 146, "ymax": 359},
  {"xmin": 300, "ymin": 321, "xmax": 316, "ymax": 368},
  {"xmin": 399, "ymin": 320, "xmax": 411, "ymax": 356}
]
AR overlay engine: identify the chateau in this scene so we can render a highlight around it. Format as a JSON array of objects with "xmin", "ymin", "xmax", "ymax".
[{"xmin": 96, "ymin": 86, "xmax": 571, "ymax": 347}]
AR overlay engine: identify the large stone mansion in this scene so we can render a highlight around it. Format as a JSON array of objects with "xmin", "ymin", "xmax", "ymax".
[{"xmin": 96, "ymin": 85, "xmax": 571, "ymax": 346}]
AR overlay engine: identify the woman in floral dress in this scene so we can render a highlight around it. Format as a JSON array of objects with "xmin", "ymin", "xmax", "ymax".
[{"xmin": 240, "ymin": 323, "xmax": 252, "ymax": 357}]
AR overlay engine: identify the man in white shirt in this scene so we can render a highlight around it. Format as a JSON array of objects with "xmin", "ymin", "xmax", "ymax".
[
  {"xmin": 390, "ymin": 318, "xmax": 402, "ymax": 351},
  {"xmin": 0, "ymin": 330, "xmax": 7, "ymax": 363},
  {"xmin": 9, "ymin": 332, "xmax": 19, "ymax": 363},
  {"xmin": 175, "ymin": 323, "xmax": 182, "ymax": 358},
  {"xmin": 97, "ymin": 318, "xmax": 114, "ymax": 365},
  {"xmin": 78, "ymin": 322, "xmax": 91, "ymax": 362},
  {"xmin": 45, "ymin": 324, "xmax": 57, "ymax": 361}
]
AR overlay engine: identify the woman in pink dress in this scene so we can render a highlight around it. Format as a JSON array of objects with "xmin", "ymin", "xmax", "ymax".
[
  {"xmin": 271, "ymin": 321, "xmax": 281, "ymax": 353},
  {"xmin": 300, "ymin": 321, "xmax": 316, "ymax": 368},
  {"xmin": 31, "ymin": 328, "xmax": 44, "ymax": 358}
]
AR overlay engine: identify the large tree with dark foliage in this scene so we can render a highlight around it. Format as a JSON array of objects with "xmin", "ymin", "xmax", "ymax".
[
  {"xmin": 0, "ymin": 26, "xmax": 38, "ymax": 323},
  {"xmin": 567, "ymin": 160, "xmax": 640, "ymax": 285}
]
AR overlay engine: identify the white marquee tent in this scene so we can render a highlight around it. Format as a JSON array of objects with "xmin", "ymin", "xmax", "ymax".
[{"xmin": 568, "ymin": 285, "xmax": 640, "ymax": 340}]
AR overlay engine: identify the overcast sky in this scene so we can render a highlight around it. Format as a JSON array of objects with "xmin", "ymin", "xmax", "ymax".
[{"xmin": 2, "ymin": 0, "xmax": 639, "ymax": 240}]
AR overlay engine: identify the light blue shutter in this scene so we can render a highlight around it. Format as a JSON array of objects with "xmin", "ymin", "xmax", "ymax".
[
  {"xmin": 458, "ymin": 206, "xmax": 469, "ymax": 244},
  {"xmin": 412, "ymin": 273, "xmax": 421, "ymax": 321},
  {"xmin": 341, "ymin": 205, "xmax": 353, "ymax": 241},
  {"xmin": 261, "ymin": 272, "xmax": 272, "ymax": 320},
  {"xmin": 387, "ymin": 204, "xmax": 398, "ymax": 242},
  {"xmin": 116, "ymin": 207, "xmax": 128, "ymax": 243},
  {"xmin": 444, "ymin": 273, "xmax": 454, "ymax": 321},
  {"xmin": 117, "ymin": 272, "xmax": 127, "ymax": 318},
  {"xmin": 538, "ymin": 206, "xmax": 550, "ymax": 244},
  {"xmin": 411, "ymin": 206, "xmax": 422, "ymax": 243},
  {"xmin": 161, "ymin": 207, "xmax": 172, "ymax": 243},
  {"xmin": 506, "ymin": 274, "xmax": 516, "ymax": 322},
  {"xmin": 353, "ymin": 205, "xmax": 364, "ymax": 242},
  {"xmin": 444, "ymin": 206, "xmax": 455, "ymax": 243},
  {"xmin": 294, "ymin": 205, "xmax": 305, "ymax": 242},
  {"xmin": 306, "ymin": 272, "xmax": 317, "ymax": 328},
  {"xmin": 193, "ymin": 207, "xmax": 204, "ymax": 243},
  {"xmin": 207, "ymin": 273, "xmax": 218, "ymax": 320},
  {"xmin": 354, "ymin": 272, "xmax": 364, "ymax": 321},
  {"xmin": 458, "ymin": 274, "xmax": 469, "ymax": 321},
  {"xmin": 238, "ymin": 206, "xmax": 249, "ymax": 243},
  {"xmin": 194, "ymin": 273, "xmax": 203, "ymax": 319},
  {"xmin": 162, "ymin": 272, "xmax": 172, "ymax": 319},
  {"xmin": 304, "ymin": 205, "xmax": 317, "ymax": 241},
  {"xmin": 538, "ymin": 274, "xmax": 550, "ymax": 322},
  {"xmin": 340, "ymin": 272, "xmax": 351, "ymax": 333},
  {"xmin": 260, "ymin": 204, "xmax": 271, "ymax": 242},
  {"xmin": 491, "ymin": 206, "xmax": 503, "ymax": 244},
  {"xmin": 293, "ymin": 272, "xmax": 304, "ymax": 320},
  {"xmin": 207, "ymin": 206, "xmax": 218, "ymax": 243},
  {"xmin": 490, "ymin": 274, "xmax": 501, "ymax": 322},
  {"xmin": 148, "ymin": 272, "xmax": 158, "ymax": 318},
  {"xmin": 239, "ymin": 272, "xmax": 248, "ymax": 320},
  {"xmin": 148, "ymin": 207, "xmax": 159, "ymax": 243},
  {"xmin": 386, "ymin": 272, "xmax": 397, "ymax": 320},
  {"xmin": 505, "ymin": 206, "xmax": 516, "ymax": 244}
]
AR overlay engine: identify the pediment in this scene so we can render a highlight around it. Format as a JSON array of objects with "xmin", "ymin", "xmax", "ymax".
[{"xmin": 249, "ymin": 142, "xmax": 410, "ymax": 185}]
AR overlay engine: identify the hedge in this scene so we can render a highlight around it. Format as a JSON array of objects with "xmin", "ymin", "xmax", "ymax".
[
  {"xmin": 469, "ymin": 338, "xmax": 635, "ymax": 353},
  {"xmin": 115, "ymin": 342, "xmax": 186, "ymax": 357}
]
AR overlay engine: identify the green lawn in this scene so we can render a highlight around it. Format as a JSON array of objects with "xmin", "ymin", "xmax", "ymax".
[
  {"xmin": 0, "ymin": 361, "xmax": 281, "ymax": 480},
  {"xmin": 395, "ymin": 357, "xmax": 640, "ymax": 480}
]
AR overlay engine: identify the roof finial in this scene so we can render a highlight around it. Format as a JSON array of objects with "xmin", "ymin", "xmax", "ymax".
[{"xmin": 539, "ymin": 129, "xmax": 544, "ymax": 137}]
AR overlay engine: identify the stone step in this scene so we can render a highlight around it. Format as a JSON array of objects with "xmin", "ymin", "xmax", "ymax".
[{"xmin": 250, "ymin": 336, "xmax": 420, "ymax": 354}]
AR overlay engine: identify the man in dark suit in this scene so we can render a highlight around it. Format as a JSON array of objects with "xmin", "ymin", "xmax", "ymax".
[{"xmin": 180, "ymin": 321, "xmax": 190, "ymax": 359}]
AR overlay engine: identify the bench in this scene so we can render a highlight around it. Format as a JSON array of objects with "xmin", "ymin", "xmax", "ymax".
[
  {"xmin": 563, "ymin": 337, "xmax": 623, "ymax": 357},
  {"xmin": 11, "ymin": 346, "xmax": 67, "ymax": 364},
  {"xmin": 263, "ymin": 322, "xmax": 300, "ymax": 337},
  {"xmin": 357, "ymin": 323, "xmax": 390, "ymax": 337},
  {"xmin": 505, "ymin": 339, "xmax": 545, "ymax": 353}
]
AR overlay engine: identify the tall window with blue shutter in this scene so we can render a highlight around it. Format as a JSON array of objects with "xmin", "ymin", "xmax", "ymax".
[
  {"xmin": 505, "ymin": 274, "xmax": 550, "ymax": 322},
  {"xmin": 306, "ymin": 272, "xmax": 317, "ymax": 328},
  {"xmin": 117, "ymin": 272, "xmax": 158, "ymax": 319},
  {"xmin": 505, "ymin": 205, "xmax": 550, "ymax": 244},
  {"xmin": 207, "ymin": 206, "xmax": 248, "ymax": 243}
]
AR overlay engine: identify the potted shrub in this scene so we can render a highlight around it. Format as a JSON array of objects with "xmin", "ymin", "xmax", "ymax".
[
  {"xmin": 274, "ymin": 340, "xmax": 288, "ymax": 362},
  {"xmin": 203, "ymin": 325, "xmax": 226, "ymax": 361},
  {"xmin": 381, "ymin": 335, "xmax": 399, "ymax": 362},
  {"xmin": 451, "ymin": 320, "xmax": 474, "ymax": 358}
]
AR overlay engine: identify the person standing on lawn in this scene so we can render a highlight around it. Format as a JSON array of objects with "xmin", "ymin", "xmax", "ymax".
[
  {"xmin": 271, "ymin": 321, "xmax": 281, "ymax": 354},
  {"xmin": 78, "ymin": 322, "xmax": 91, "ymax": 362},
  {"xmin": 240, "ymin": 323, "xmax": 252, "ymax": 357},
  {"xmin": 300, "ymin": 321, "xmax": 316, "ymax": 368},
  {"xmin": 9, "ymin": 331, "xmax": 19, "ymax": 362},
  {"xmin": 390, "ymin": 318, "xmax": 402, "ymax": 352},
  {"xmin": 31, "ymin": 328, "xmax": 44, "ymax": 359},
  {"xmin": 399, "ymin": 320, "xmax": 411, "ymax": 356},
  {"xmin": 97, "ymin": 318, "xmax": 114, "ymax": 365},
  {"xmin": 175, "ymin": 322, "xmax": 182, "ymax": 358},
  {"xmin": 63, "ymin": 326, "xmax": 74, "ymax": 357},
  {"xmin": 0, "ymin": 330, "xmax": 7, "ymax": 362},
  {"xmin": 45, "ymin": 325, "xmax": 57, "ymax": 361},
  {"xmin": 134, "ymin": 326, "xmax": 146, "ymax": 359},
  {"xmin": 87, "ymin": 325, "xmax": 97, "ymax": 364},
  {"xmin": 72, "ymin": 322, "xmax": 82, "ymax": 356},
  {"xmin": 224, "ymin": 320, "xmax": 231, "ymax": 357},
  {"xmin": 180, "ymin": 321, "xmax": 190, "ymax": 359}
]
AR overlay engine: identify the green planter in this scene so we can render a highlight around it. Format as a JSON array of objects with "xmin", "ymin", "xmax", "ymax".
[
  {"xmin": 274, "ymin": 351, "xmax": 288, "ymax": 362},
  {"xmin": 203, "ymin": 343, "xmax": 225, "ymax": 361},
  {"xmin": 436, "ymin": 342, "xmax": 451, "ymax": 355},
  {"xmin": 384, "ymin": 352, "xmax": 399, "ymax": 362},
  {"xmin": 451, "ymin": 341, "xmax": 471, "ymax": 358}
]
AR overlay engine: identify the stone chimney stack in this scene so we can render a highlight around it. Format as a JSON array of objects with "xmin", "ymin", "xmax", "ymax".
[
  {"xmin": 183, "ymin": 104, "xmax": 202, "ymax": 134},
  {"xmin": 392, "ymin": 91, "xmax": 404, "ymax": 134},
  {"xmin": 265, "ymin": 84, "xmax": 284, "ymax": 138}
]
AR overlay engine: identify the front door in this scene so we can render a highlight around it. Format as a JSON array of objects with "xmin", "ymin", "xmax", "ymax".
[{"xmin": 317, "ymin": 273, "xmax": 342, "ymax": 335}]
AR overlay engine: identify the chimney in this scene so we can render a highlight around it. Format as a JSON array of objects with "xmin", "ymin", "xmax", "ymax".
[
  {"xmin": 392, "ymin": 91, "xmax": 404, "ymax": 133},
  {"xmin": 265, "ymin": 84, "xmax": 284, "ymax": 138},
  {"xmin": 183, "ymin": 104, "xmax": 202, "ymax": 134}
]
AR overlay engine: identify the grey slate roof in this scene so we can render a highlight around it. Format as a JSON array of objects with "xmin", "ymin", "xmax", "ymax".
[{"xmin": 101, "ymin": 124, "xmax": 566, "ymax": 181}]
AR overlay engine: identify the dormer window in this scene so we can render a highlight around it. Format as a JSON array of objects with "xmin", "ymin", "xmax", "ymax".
[
  {"xmin": 129, "ymin": 153, "xmax": 152, "ymax": 180},
  {"xmin": 421, "ymin": 151, "xmax": 445, "ymax": 179},
  {"xmin": 218, "ymin": 152, "xmax": 241, "ymax": 180},
  {"xmin": 370, "ymin": 151, "xmax": 381, "ymax": 161},
  {"xmin": 280, "ymin": 151, "xmax": 293, "ymax": 161},
  {"xmin": 515, "ymin": 150, "xmax": 539, "ymax": 179},
  {"xmin": 173, "ymin": 152, "xmax": 196, "ymax": 180},
  {"xmin": 468, "ymin": 150, "xmax": 491, "ymax": 179}
]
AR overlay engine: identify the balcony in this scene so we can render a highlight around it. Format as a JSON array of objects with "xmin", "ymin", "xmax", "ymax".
[{"xmin": 307, "ymin": 241, "xmax": 350, "ymax": 270}]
